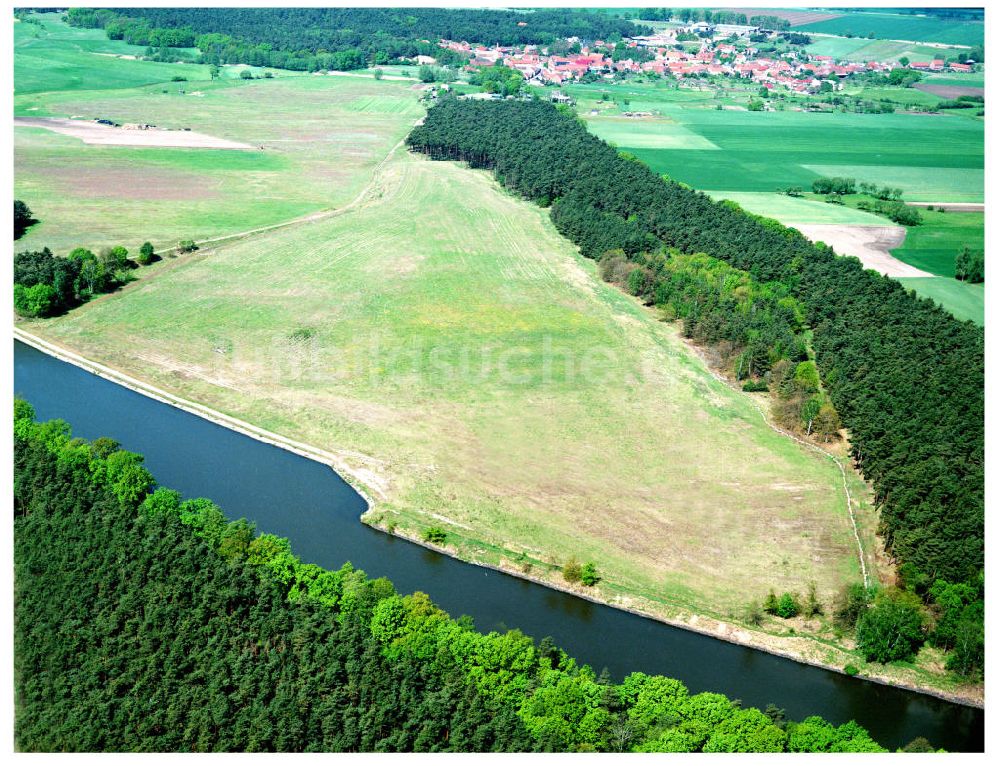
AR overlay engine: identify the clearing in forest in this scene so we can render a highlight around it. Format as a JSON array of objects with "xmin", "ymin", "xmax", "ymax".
[{"xmin": 28, "ymin": 147, "xmax": 875, "ymax": 620}]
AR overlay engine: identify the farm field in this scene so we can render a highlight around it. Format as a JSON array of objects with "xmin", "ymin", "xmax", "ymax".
[
  {"xmin": 898, "ymin": 277, "xmax": 984, "ymax": 326},
  {"xmin": 567, "ymin": 81, "xmax": 982, "ymax": 203},
  {"xmin": 890, "ymin": 210, "xmax": 984, "ymax": 324},
  {"xmin": 26, "ymin": 147, "xmax": 873, "ymax": 621},
  {"xmin": 14, "ymin": 74, "xmax": 423, "ymax": 254},
  {"xmin": 803, "ymin": 36, "xmax": 969, "ymax": 63},
  {"xmin": 706, "ymin": 191, "xmax": 888, "ymax": 225},
  {"xmin": 799, "ymin": 11, "xmax": 984, "ymax": 46},
  {"xmin": 602, "ymin": 110, "xmax": 983, "ymax": 200}
]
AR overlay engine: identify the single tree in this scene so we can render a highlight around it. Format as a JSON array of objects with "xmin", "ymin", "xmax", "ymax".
[
  {"xmin": 137, "ymin": 241, "xmax": 155, "ymax": 265},
  {"xmin": 14, "ymin": 200, "xmax": 35, "ymax": 240}
]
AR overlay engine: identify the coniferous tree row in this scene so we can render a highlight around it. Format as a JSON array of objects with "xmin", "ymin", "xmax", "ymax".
[
  {"xmin": 66, "ymin": 7, "xmax": 648, "ymax": 71},
  {"xmin": 14, "ymin": 402, "xmax": 889, "ymax": 753},
  {"xmin": 406, "ymin": 99, "xmax": 984, "ymax": 587}
]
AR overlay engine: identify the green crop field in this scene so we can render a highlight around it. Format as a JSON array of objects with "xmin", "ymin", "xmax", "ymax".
[
  {"xmin": 847, "ymin": 86, "xmax": 944, "ymax": 108},
  {"xmin": 898, "ymin": 277, "xmax": 984, "ymax": 326},
  {"xmin": 15, "ymin": 73, "xmax": 423, "ymax": 254},
  {"xmin": 889, "ymin": 210, "xmax": 984, "ymax": 324},
  {"xmin": 706, "ymin": 192, "xmax": 887, "ymax": 226},
  {"xmin": 921, "ymin": 71, "xmax": 985, "ymax": 89},
  {"xmin": 27, "ymin": 147, "xmax": 873, "ymax": 618},
  {"xmin": 804, "ymin": 36, "xmax": 969, "ymax": 63},
  {"xmin": 799, "ymin": 11, "xmax": 984, "ymax": 47},
  {"xmin": 572, "ymin": 91, "xmax": 983, "ymax": 203}
]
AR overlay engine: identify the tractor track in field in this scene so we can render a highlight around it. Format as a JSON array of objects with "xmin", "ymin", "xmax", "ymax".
[{"xmin": 161, "ymin": 116, "xmax": 424, "ymax": 256}]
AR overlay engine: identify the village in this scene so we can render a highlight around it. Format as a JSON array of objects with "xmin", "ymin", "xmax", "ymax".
[{"xmin": 437, "ymin": 19, "xmax": 978, "ymax": 96}]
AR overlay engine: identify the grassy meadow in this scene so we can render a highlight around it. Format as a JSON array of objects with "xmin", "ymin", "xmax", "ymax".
[
  {"xmin": 15, "ymin": 76, "xmax": 423, "ymax": 254},
  {"xmin": 798, "ymin": 11, "xmax": 983, "ymax": 47},
  {"xmin": 803, "ymin": 36, "xmax": 971, "ymax": 63},
  {"xmin": 14, "ymin": 13, "xmax": 297, "ymax": 94},
  {"xmin": 27, "ymin": 147, "xmax": 873, "ymax": 619}
]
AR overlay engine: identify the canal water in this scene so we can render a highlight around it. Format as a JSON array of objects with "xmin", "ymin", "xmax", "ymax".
[{"xmin": 13, "ymin": 339, "xmax": 984, "ymax": 751}]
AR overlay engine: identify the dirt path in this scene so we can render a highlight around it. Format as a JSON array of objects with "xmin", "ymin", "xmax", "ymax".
[{"xmin": 795, "ymin": 224, "xmax": 932, "ymax": 277}]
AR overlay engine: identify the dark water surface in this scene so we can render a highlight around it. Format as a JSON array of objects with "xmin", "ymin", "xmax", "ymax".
[{"xmin": 13, "ymin": 339, "xmax": 984, "ymax": 751}]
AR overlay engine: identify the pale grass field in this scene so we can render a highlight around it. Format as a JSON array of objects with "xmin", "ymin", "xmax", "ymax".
[
  {"xmin": 14, "ymin": 75, "xmax": 424, "ymax": 253},
  {"xmin": 30, "ymin": 148, "xmax": 872, "ymax": 616}
]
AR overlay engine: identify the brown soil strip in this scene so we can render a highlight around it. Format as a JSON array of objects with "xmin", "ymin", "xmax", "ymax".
[{"xmin": 914, "ymin": 83, "xmax": 985, "ymax": 99}]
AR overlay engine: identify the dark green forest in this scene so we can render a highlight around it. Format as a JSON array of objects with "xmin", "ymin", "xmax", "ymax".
[
  {"xmin": 66, "ymin": 7, "xmax": 646, "ymax": 72},
  {"xmin": 406, "ymin": 98, "xmax": 983, "ymax": 673},
  {"xmin": 14, "ymin": 401, "xmax": 889, "ymax": 753}
]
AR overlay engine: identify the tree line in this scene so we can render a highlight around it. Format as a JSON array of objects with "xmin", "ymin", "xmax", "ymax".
[
  {"xmin": 66, "ymin": 7, "xmax": 647, "ymax": 73},
  {"xmin": 13, "ymin": 402, "xmax": 892, "ymax": 752},
  {"xmin": 406, "ymin": 98, "xmax": 983, "ymax": 620}
]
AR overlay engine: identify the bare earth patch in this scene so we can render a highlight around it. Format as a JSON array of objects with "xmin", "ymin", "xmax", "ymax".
[
  {"xmin": 796, "ymin": 224, "xmax": 932, "ymax": 277},
  {"xmin": 914, "ymin": 83, "xmax": 985, "ymax": 99},
  {"xmin": 14, "ymin": 117, "xmax": 253, "ymax": 150}
]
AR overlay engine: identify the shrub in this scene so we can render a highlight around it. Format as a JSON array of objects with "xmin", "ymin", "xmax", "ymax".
[
  {"xmin": 776, "ymin": 593, "xmax": 800, "ymax": 619},
  {"xmin": 843, "ymin": 664, "xmax": 859, "ymax": 676},
  {"xmin": 804, "ymin": 582, "xmax": 823, "ymax": 617},
  {"xmin": 423, "ymin": 526, "xmax": 447, "ymax": 545},
  {"xmin": 580, "ymin": 562, "xmax": 599, "ymax": 586},
  {"xmin": 742, "ymin": 379, "xmax": 769, "ymax": 392},
  {"xmin": 137, "ymin": 241, "xmax": 155, "ymax": 265},
  {"xmin": 178, "ymin": 239, "xmax": 198, "ymax": 253},
  {"xmin": 13, "ymin": 283, "xmax": 56, "ymax": 318},
  {"xmin": 562, "ymin": 557, "xmax": 582, "ymax": 584},
  {"xmin": 745, "ymin": 600, "xmax": 764, "ymax": 626},
  {"xmin": 763, "ymin": 590, "xmax": 779, "ymax": 615}
]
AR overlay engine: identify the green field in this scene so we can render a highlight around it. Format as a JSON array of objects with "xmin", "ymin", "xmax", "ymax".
[
  {"xmin": 27, "ymin": 146, "xmax": 872, "ymax": 618},
  {"xmin": 847, "ymin": 86, "xmax": 944, "ymax": 108},
  {"xmin": 898, "ymin": 277, "xmax": 984, "ymax": 325},
  {"xmin": 14, "ymin": 75, "xmax": 423, "ymax": 254},
  {"xmin": 568, "ymin": 82, "xmax": 983, "ymax": 203},
  {"xmin": 889, "ymin": 210, "xmax": 984, "ymax": 324},
  {"xmin": 706, "ymin": 192, "xmax": 888, "ymax": 226},
  {"xmin": 14, "ymin": 13, "xmax": 301, "ymax": 94},
  {"xmin": 804, "ymin": 36, "xmax": 969, "ymax": 63},
  {"xmin": 920, "ymin": 71, "xmax": 985, "ymax": 89},
  {"xmin": 800, "ymin": 11, "xmax": 983, "ymax": 46}
]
